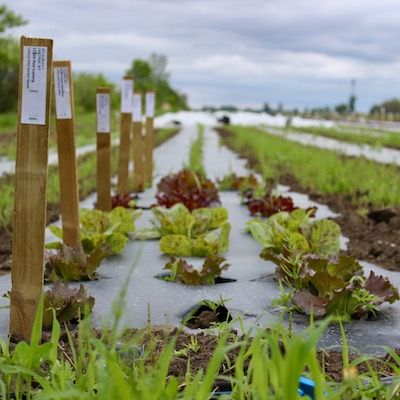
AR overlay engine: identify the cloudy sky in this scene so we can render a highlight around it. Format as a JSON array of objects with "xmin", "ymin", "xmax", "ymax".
[{"xmin": 5, "ymin": 0, "xmax": 400, "ymax": 111}]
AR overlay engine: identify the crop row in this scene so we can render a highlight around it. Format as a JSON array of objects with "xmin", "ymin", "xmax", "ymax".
[
  {"xmin": 218, "ymin": 125, "xmax": 400, "ymax": 207},
  {"xmin": 289, "ymin": 125, "xmax": 400, "ymax": 150}
]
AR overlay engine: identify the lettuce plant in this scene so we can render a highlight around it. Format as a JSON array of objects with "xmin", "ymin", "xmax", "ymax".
[
  {"xmin": 111, "ymin": 193, "xmax": 138, "ymax": 209},
  {"xmin": 43, "ymin": 283, "xmax": 95, "ymax": 329},
  {"xmin": 271, "ymin": 251, "xmax": 399, "ymax": 319},
  {"xmin": 248, "ymin": 209, "xmax": 340, "ymax": 258},
  {"xmin": 217, "ymin": 173, "xmax": 259, "ymax": 192},
  {"xmin": 160, "ymin": 223, "xmax": 231, "ymax": 257},
  {"xmin": 164, "ymin": 256, "xmax": 230, "ymax": 285},
  {"xmin": 156, "ymin": 169, "xmax": 220, "ymax": 210},
  {"xmin": 46, "ymin": 207, "xmax": 141, "ymax": 281},
  {"xmin": 253, "ymin": 213, "xmax": 399, "ymax": 319},
  {"xmin": 136, "ymin": 203, "xmax": 231, "ymax": 256},
  {"xmin": 244, "ymin": 186, "xmax": 317, "ymax": 218}
]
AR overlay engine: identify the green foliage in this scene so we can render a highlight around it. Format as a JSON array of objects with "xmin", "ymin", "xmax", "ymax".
[
  {"xmin": 370, "ymin": 98, "xmax": 400, "ymax": 116},
  {"xmin": 222, "ymin": 125, "xmax": 400, "ymax": 207},
  {"xmin": 0, "ymin": 298, "xmax": 400, "ymax": 398},
  {"xmin": 282, "ymin": 255, "xmax": 400, "ymax": 319},
  {"xmin": 246, "ymin": 209, "xmax": 398, "ymax": 319},
  {"xmin": 126, "ymin": 52, "xmax": 188, "ymax": 113},
  {"xmin": 0, "ymin": 5, "xmax": 27, "ymax": 33},
  {"xmin": 160, "ymin": 222, "xmax": 230, "ymax": 257},
  {"xmin": 155, "ymin": 203, "xmax": 229, "ymax": 237},
  {"xmin": 0, "ymin": 127, "xmax": 175, "ymax": 233},
  {"xmin": 43, "ymin": 283, "xmax": 94, "ymax": 329},
  {"xmin": 0, "ymin": 5, "xmax": 27, "ymax": 112},
  {"xmin": 248, "ymin": 209, "xmax": 341, "ymax": 258},
  {"xmin": 136, "ymin": 203, "xmax": 231, "ymax": 256},
  {"xmin": 164, "ymin": 256, "xmax": 229, "ymax": 285},
  {"xmin": 46, "ymin": 207, "xmax": 141, "ymax": 281},
  {"xmin": 291, "ymin": 125, "xmax": 400, "ymax": 150},
  {"xmin": 73, "ymin": 73, "xmax": 118, "ymax": 113},
  {"xmin": 188, "ymin": 124, "xmax": 205, "ymax": 175},
  {"xmin": 0, "ymin": 38, "xmax": 18, "ymax": 112},
  {"xmin": 217, "ymin": 172, "xmax": 259, "ymax": 191}
]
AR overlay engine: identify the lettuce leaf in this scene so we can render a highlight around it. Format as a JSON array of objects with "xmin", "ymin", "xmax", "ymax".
[
  {"xmin": 45, "ymin": 207, "xmax": 141, "ymax": 281},
  {"xmin": 156, "ymin": 169, "xmax": 220, "ymax": 210},
  {"xmin": 248, "ymin": 210, "xmax": 340, "ymax": 258},
  {"xmin": 43, "ymin": 283, "xmax": 94, "ymax": 329},
  {"xmin": 164, "ymin": 256, "xmax": 229, "ymax": 285},
  {"xmin": 159, "ymin": 223, "xmax": 231, "ymax": 257}
]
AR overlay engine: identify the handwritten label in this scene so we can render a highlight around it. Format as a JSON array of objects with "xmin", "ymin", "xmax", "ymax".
[
  {"xmin": 121, "ymin": 79, "xmax": 133, "ymax": 113},
  {"xmin": 145, "ymin": 92, "xmax": 155, "ymax": 118},
  {"xmin": 96, "ymin": 93, "xmax": 110, "ymax": 133},
  {"xmin": 132, "ymin": 94, "xmax": 142, "ymax": 122},
  {"xmin": 21, "ymin": 46, "xmax": 48, "ymax": 125},
  {"xmin": 54, "ymin": 66, "xmax": 72, "ymax": 119}
]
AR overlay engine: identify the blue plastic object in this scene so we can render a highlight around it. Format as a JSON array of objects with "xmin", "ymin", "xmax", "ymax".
[
  {"xmin": 298, "ymin": 376, "xmax": 315, "ymax": 399},
  {"xmin": 212, "ymin": 376, "xmax": 316, "ymax": 398}
]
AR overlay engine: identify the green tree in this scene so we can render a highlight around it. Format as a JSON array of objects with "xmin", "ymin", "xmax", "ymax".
[
  {"xmin": 0, "ymin": 5, "xmax": 27, "ymax": 112},
  {"xmin": 126, "ymin": 59, "xmax": 153, "ymax": 92},
  {"xmin": 335, "ymin": 104, "xmax": 348, "ymax": 116},
  {"xmin": 126, "ymin": 53, "xmax": 188, "ymax": 113},
  {"xmin": 73, "ymin": 73, "xmax": 118, "ymax": 112},
  {"xmin": 370, "ymin": 98, "xmax": 400, "ymax": 116},
  {"xmin": 348, "ymin": 95, "xmax": 356, "ymax": 113}
]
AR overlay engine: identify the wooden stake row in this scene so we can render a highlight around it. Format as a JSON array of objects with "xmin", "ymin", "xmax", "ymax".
[{"xmin": 10, "ymin": 35, "xmax": 156, "ymax": 340}]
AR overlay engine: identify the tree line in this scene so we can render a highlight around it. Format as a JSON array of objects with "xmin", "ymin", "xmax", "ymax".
[{"xmin": 0, "ymin": 5, "xmax": 188, "ymax": 114}]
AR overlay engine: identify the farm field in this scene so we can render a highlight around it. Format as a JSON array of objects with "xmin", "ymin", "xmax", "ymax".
[
  {"xmin": 1, "ymin": 109, "xmax": 400, "ymax": 397},
  {"xmin": 2, "ymin": 1, "xmax": 400, "ymax": 397}
]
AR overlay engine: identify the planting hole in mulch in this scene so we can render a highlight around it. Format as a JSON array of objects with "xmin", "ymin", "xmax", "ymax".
[
  {"xmin": 154, "ymin": 272, "xmax": 237, "ymax": 284},
  {"xmin": 181, "ymin": 301, "xmax": 233, "ymax": 329}
]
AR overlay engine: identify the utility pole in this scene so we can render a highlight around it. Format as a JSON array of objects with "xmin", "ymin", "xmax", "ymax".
[{"xmin": 349, "ymin": 79, "xmax": 356, "ymax": 114}]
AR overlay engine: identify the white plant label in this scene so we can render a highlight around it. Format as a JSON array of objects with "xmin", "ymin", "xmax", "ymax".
[
  {"xmin": 96, "ymin": 93, "xmax": 110, "ymax": 133},
  {"xmin": 132, "ymin": 94, "xmax": 142, "ymax": 122},
  {"xmin": 21, "ymin": 46, "xmax": 48, "ymax": 125},
  {"xmin": 145, "ymin": 92, "xmax": 155, "ymax": 118},
  {"xmin": 54, "ymin": 66, "xmax": 72, "ymax": 119},
  {"xmin": 121, "ymin": 79, "xmax": 133, "ymax": 113}
]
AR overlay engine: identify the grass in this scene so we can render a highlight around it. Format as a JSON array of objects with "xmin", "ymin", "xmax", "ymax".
[
  {"xmin": 286, "ymin": 125, "xmax": 400, "ymax": 150},
  {"xmin": 188, "ymin": 124, "xmax": 205, "ymax": 175},
  {"xmin": 0, "ymin": 111, "xmax": 119, "ymax": 159},
  {"xmin": 1, "ymin": 290, "xmax": 400, "ymax": 399},
  {"xmin": 0, "ymin": 112, "xmax": 17, "ymax": 131},
  {"xmin": 219, "ymin": 125, "xmax": 400, "ymax": 208},
  {"xmin": 0, "ymin": 127, "xmax": 179, "ymax": 231}
]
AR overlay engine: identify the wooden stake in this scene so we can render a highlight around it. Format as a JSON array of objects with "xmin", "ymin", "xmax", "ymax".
[
  {"xmin": 53, "ymin": 60, "xmax": 80, "ymax": 248},
  {"xmin": 96, "ymin": 87, "xmax": 112, "ymax": 211},
  {"xmin": 10, "ymin": 36, "xmax": 53, "ymax": 341},
  {"xmin": 144, "ymin": 91, "xmax": 155, "ymax": 186},
  {"xmin": 116, "ymin": 76, "xmax": 133, "ymax": 195},
  {"xmin": 132, "ymin": 92, "xmax": 144, "ymax": 192}
]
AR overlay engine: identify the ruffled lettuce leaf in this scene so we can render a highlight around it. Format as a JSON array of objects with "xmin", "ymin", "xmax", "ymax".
[
  {"xmin": 248, "ymin": 210, "xmax": 340, "ymax": 258},
  {"xmin": 137, "ymin": 203, "xmax": 229, "ymax": 242},
  {"xmin": 45, "ymin": 207, "xmax": 141, "ymax": 281},
  {"xmin": 164, "ymin": 256, "xmax": 229, "ymax": 285},
  {"xmin": 159, "ymin": 223, "xmax": 231, "ymax": 257},
  {"xmin": 43, "ymin": 283, "xmax": 94, "ymax": 329},
  {"xmin": 156, "ymin": 169, "xmax": 220, "ymax": 210}
]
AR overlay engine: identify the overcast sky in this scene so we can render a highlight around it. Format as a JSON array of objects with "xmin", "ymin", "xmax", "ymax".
[{"xmin": 5, "ymin": 0, "xmax": 400, "ymax": 111}]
